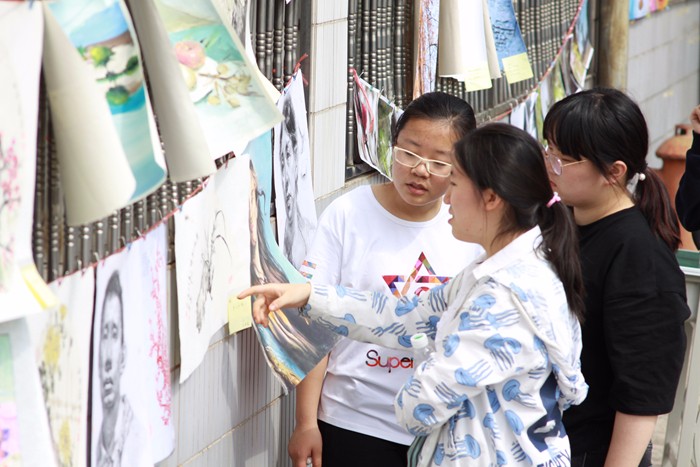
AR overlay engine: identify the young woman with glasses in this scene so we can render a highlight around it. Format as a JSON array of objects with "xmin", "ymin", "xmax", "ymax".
[
  {"xmin": 240, "ymin": 123, "xmax": 589, "ymax": 466},
  {"xmin": 543, "ymin": 88, "xmax": 691, "ymax": 467},
  {"xmin": 288, "ymin": 92, "xmax": 484, "ymax": 467}
]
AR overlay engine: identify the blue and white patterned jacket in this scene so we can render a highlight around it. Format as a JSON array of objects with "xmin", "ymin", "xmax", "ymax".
[{"xmin": 305, "ymin": 227, "xmax": 587, "ymax": 466}]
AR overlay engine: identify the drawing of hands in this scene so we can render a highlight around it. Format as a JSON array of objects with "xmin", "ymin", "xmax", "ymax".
[{"xmin": 237, "ymin": 282, "xmax": 312, "ymax": 327}]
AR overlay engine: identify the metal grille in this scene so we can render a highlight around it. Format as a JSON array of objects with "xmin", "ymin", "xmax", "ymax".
[{"xmin": 346, "ymin": 0, "xmax": 587, "ymax": 169}]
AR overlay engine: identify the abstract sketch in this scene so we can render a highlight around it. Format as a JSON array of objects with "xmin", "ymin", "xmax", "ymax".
[
  {"xmin": 155, "ymin": 0, "xmax": 282, "ymax": 159},
  {"xmin": 174, "ymin": 156, "xmax": 251, "ymax": 382},
  {"xmin": 48, "ymin": 0, "xmax": 166, "ymax": 202},
  {"xmin": 413, "ymin": 0, "xmax": 440, "ymax": 98},
  {"xmin": 0, "ymin": 335, "xmax": 20, "ymax": 466},
  {"xmin": 273, "ymin": 71, "xmax": 317, "ymax": 269},
  {"xmin": 92, "ymin": 225, "xmax": 173, "ymax": 465},
  {"xmin": 246, "ymin": 132, "xmax": 340, "ymax": 391},
  {"xmin": 28, "ymin": 270, "xmax": 95, "ymax": 467},
  {"xmin": 0, "ymin": 2, "xmax": 50, "ymax": 320},
  {"xmin": 486, "ymin": 0, "xmax": 534, "ymax": 83}
]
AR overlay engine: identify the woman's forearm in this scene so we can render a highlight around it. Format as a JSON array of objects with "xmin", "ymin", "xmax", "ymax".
[{"xmin": 604, "ymin": 412, "xmax": 657, "ymax": 467}]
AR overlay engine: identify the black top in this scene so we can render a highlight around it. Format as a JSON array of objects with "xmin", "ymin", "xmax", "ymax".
[
  {"xmin": 677, "ymin": 131, "xmax": 700, "ymax": 231},
  {"xmin": 563, "ymin": 207, "xmax": 691, "ymax": 456}
]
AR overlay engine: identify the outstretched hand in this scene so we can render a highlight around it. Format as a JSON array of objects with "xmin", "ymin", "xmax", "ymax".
[
  {"xmin": 237, "ymin": 282, "xmax": 312, "ymax": 327},
  {"xmin": 691, "ymin": 105, "xmax": 700, "ymax": 134}
]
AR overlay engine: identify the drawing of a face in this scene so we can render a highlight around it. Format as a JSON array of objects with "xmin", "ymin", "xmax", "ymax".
[
  {"xmin": 99, "ymin": 275, "xmax": 126, "ymax": 411},
  {"xmin": 280, "ymin": 99, "xmax": 300, "ymax": 224}
]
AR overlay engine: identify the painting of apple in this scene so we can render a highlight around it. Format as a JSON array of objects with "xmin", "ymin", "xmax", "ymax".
[{"xmin": 174, "ymin": 40, "xmax": 206, "ymax": 70}]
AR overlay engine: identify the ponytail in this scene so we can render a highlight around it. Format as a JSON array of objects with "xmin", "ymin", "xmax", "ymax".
[
  {"xmin": 538, "ymin": 200, "xmax": 585, "ymax": 322},
  {"xmin": 634, "ymin": 169, "xmax": 681, "ymax": 251}
]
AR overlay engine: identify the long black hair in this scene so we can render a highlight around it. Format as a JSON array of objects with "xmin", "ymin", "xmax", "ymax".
[
  {"xmin": 453, "ymin": 124, "xmax": 585, "ymax": 320},
  {"xmin": 392, "ymin": 92, "xmax": 476, "ymax": 144},
  {"xmin": 543, "ymin": 87, "xmax": 680, "ymax": 251}
]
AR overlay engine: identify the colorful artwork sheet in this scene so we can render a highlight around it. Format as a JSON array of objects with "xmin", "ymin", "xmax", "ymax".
[
  {"xmin": 42, "ymin": 6, "xmax": 136, "ymax": 226},
  {"xmin": 28, "ymin": 270, "xmax": 95, "ymax": 467},
  {"xmin": 438, "ymin": 0, "xmax": 493, "ymax": 91},
  {"xmin": 92, "ymin": 225, "xmax": 173, "ymax": 465},
  {"xmin": 353, "ymin": 76, "xmax": 380, "ymax": 174},
  {"xmin": 571, "ymin": 0, "xmax": 594, "ymax": 88},
  {"xmin": 247, "ymin": 132, "xmax": 340, "ymax": 392},
  {"xmin": 413, "ymin": 0, "xmax": 440, "ymax": 98},
  {"xmin": 154, "ymin": 0, "xmax": 282, "ymax": 159},
  {"xmin": 0, "ymin": 319, "xmax": 56, "ymax": 467},
  {"xmin": 48, "ymin": 0, "xmax": 167, "ymax": 203},
  {"xmin": 377, "ymin": 95, "xmax": 403, "ymax": 181},
  {"xmin": 487, "ymin": 0, "xmax": 534, "ymax": 83},
  {"xmin": 174, "ymin": 156, "xmax": 252, "ymax": 382},
  {"xmin": 0, "ymin": 2, "xmax": 55, "ymax": 320},
  {"xmin": 127, "ymin": 0, "xmax": 216, "ymax": 182},
  {"xmin": 273, "ymin": 71, "xmax": 318, "ymax": 269},
  {"xmin": 630, "ymin": 0, "xmax": 653, "ymax": 19}
]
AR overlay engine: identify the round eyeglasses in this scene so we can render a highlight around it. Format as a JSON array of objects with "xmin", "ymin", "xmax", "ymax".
[
  {"xmin": 545, "ymin": 152, "xmax": 588, "ymax": 176},
  {"xmin": 393, "ymin": 147, "xmax": 452, "ymax": 177}
]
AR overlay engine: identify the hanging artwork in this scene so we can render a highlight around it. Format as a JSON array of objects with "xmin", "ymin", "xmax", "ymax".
[
  {"xmin": 28, "ymin": 269, "xmax": 95, "ymax": 467},
  {"xmin": 273, "ymin": 70, "xmax": 317, "ymax": 269},
  {"xmin": 630, "ymin": 0, "xmax": 653, "ymax": 19},
  {"xmin": 437, "ymin": 0, "xmax": 493, "ymax": 91},
  {"xmin": 486, "ymin": 0, "xmax": 534, "ymax": 84},
  {"xmin": 126, "ymin": 0, "xmax": 216, "ymax": 182},
  {"xmin": 247, "ymin": 132, "xmax": 340, "ymax": 391},
  {"xmin": 377, "ymin": 95, "xmax": 403, "ymax": 180},
  {"xmin": 571, "ymin": 0, "xmax": 594, "ymax": 88},
  {"xmin": 46, "ymin": 0, "xmax": 167, "ymax": 204},
  {"xmin": 174, "ymin": 156, "xmax": 252, "ymax": 382},
  {"xmin": 154, "ymin": 0, "xmax": 282, "ymax": 159},
  {"xmin": 91, "ymin": 225, "xmax": 173, "ymax": 465},
  {"xmin": 0, "ymin": 318, "xmax": 56, "ymax": 466},
  {"xmin": 0, "ymin": 2, "xmax": 55, "ymax": 321},
  {"xmin": 352, "ymin": 75, "xmax": 380, "ymax": 175},
  {"xmin": 413, "ymin": 0, "xmax": 440, "ymax": 98}
]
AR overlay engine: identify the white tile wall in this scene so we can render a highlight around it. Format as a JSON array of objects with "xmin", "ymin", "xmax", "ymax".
[{"xmin": 629, "ymin": 0, "xmax": 700, "ymax": 169}]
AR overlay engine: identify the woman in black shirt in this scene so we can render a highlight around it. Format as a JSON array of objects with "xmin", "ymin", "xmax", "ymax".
[{"xmin": 542, "ymin": 88, "xmax": 691, "ymax": 467}]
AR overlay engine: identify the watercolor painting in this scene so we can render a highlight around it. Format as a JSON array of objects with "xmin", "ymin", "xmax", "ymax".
[
  {"xmin": 48, "ymin": 0, "xmax": 166, "ymax": 202},
  {"xmin": 154, "ymin": 0, "xmax": 282, "ymax": 159},
  {"xmin": 246, "ymin": 132, "xmax": 340, "ymax": 391},
  {"xmin": 92, "ymin": 225, "xmax": 173, "ymax": 465},
  {"xmin": 174, "ymin": 156, "xmax": 252, "ymax": 382},
  {"xmin": 28, "ymin": 270, "xmax": 95, "ymax": 467},
  {"xmin": 273, "ymin": 71, "xmax": 317, "ymax": 269},
  {"xmin": 0, "ymin": 2, "xmax": 50, "ymax": 320},
  {"xmin": 0, "ymin": 335, "xmax": 20, "ymax": 466}
]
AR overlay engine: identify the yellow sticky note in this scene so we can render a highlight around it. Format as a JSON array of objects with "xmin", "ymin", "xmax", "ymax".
[
  {"xmin": 503, "ymin": 53, "xmax": 534, "ymax": 84},
  {"xmin": 228, "ymin": 296, "xmax": 252, "ymax": 334},
  {"xmin": 21, "ymin": 264, "xmax": 58, "ymax": 310}
]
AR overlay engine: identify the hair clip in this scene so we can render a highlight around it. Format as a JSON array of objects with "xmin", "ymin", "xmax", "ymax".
[{"xmin": 546, "ymin": 192, "xmax": 562, "ymax": 208}]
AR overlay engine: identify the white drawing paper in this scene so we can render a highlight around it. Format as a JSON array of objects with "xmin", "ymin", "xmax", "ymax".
[
  {"xmin": 28, "ymin": 269, "xmax": 95, "ymax": 467},
  {"xmin": 0, "ymin": 2, "xmax": 53, "ymax": 321},
  {"xmin": 273, "ymin": 71, "xmax": 317, "ymax": 269},
  {"xmin": 174, "ymin": 155, "xmax": 252, "ymax": 382},
  {"xmin": 92, "ymin": 225, "xmax": 173, "ymax": 466},
  {"xmin": 0, "ymin": 317, "xmax": 57, "ymax": 467}
]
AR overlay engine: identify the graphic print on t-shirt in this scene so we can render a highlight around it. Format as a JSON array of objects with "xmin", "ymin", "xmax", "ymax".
[{"xmin": 383, "ymin": 252, "xmax": 449, "ymax": 298}]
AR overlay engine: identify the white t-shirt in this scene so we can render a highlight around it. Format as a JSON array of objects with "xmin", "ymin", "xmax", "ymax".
[{"xmin": 299, "ymin": 185, "xmax": 483, "ymax": 445}]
